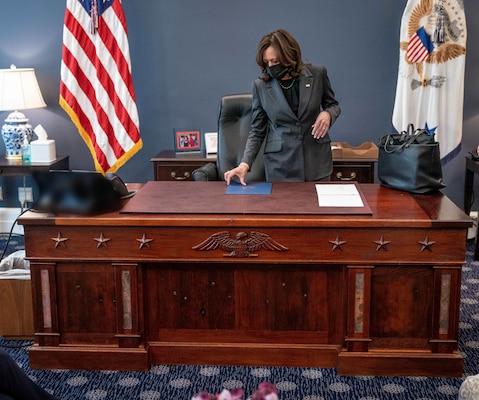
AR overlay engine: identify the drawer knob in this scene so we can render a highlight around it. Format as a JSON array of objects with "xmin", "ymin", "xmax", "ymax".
[
  {"xmin": 336, "ymin": 171, "xmax": 356, "ymax": 181},
  {"xmin": 170, "ymin": 171, "xmax": 190, "ymax": 180}
]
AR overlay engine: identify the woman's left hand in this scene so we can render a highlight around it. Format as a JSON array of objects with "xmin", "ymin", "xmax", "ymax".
[{"xmin": 311, "ymin": 111, "xmax": 331, "ymax": 139}]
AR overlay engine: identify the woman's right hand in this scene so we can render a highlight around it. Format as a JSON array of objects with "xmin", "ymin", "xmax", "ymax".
[{"xmin": 224, "ymin": 164, "xmax": 249, "ymax": 185}]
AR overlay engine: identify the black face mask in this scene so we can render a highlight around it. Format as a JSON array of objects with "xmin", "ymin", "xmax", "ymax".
[{"xmin": 266, "ymin": 64, "xmax": 289, "ymax": 80}]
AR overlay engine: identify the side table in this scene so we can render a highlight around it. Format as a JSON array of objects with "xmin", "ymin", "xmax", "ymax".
[
  {"xmin": 464, "ymin": 155, "xmax": 479, "ymax": 259},
  {"xmin": 0, "ymin": 155, "xmax": 70, "ymax": 204},
  {"xmin": 0, "ymin": 155, "xmax": 70, "ymax": 176}
]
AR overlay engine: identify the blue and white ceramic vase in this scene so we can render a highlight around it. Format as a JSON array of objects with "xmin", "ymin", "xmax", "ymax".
[{"xmin": 1, "ymin": 111, "xmax": 33, "ymax": 159}]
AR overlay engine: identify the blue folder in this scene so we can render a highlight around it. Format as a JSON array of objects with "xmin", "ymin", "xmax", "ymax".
[{"xmin": 225, "ymin": 182, "xmax": 272, "ymax": 195}]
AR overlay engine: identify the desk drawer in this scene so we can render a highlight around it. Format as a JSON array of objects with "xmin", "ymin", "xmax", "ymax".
[
  {"xmin": 331, "ymin": 160, "xmax": 375, "ymax": 183},
  {"xmin": 152, "ymin": 154, "xmax": 375, "ymax": 183},
  {"xmin": 155, "ymin": 161, "xmax": 207, "ymax": 181}
]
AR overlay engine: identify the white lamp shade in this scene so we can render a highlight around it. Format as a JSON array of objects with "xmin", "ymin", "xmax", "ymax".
[{"xmin": 0, "ymin": 65, "xmax": 46, "ymax": 111}]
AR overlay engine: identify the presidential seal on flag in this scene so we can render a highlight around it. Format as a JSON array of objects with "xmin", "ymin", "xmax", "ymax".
[{"xmin": 392, "ymin": 0, "xmax": 467, "ymax": 164}]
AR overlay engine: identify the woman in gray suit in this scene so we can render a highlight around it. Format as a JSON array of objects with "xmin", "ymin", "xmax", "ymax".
[{"xmin": 224, "ymin": 29, "xmax": 340, "ymax": 184}]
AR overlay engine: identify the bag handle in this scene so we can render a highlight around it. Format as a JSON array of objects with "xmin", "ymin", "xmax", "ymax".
[
  {"xmin": 382, "ymin": 124, "xmax": 424, "ymax": 154},
  {"xmin": 382, "ymin": 133, "xmax": 416, "ymax": 154}
]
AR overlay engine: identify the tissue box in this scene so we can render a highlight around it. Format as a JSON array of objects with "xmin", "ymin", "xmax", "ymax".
[{"xmin": 30, "ymin": 140, "xmax": 56, "ymax": 163}]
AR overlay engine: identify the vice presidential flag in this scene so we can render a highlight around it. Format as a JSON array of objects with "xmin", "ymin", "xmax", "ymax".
[
  {"xmin": 60, "ymin": 0, "xmax": 142, "ymax": 174},
  {"xmin": 392, "ymin": 0, "xmax": 467, "ymax": 164}
]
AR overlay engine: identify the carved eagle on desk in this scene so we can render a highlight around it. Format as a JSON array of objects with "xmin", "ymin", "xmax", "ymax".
[{"xmin": 192, "ymin": 231, "xmax": 289, "ymax": 258}]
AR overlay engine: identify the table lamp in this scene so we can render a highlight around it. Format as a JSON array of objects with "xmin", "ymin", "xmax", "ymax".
[{"xmin": 0, "ymin": 65, "xmax": 46, "ymax": 159}]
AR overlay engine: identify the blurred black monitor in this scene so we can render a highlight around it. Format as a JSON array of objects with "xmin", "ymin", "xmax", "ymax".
[{"xmin": 31, "ymin": 170, "xmax": 125, "ymax": 215}]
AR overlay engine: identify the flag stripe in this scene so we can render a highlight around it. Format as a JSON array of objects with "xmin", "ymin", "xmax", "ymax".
[
  {"xmin": 61, "ymin": 47, "xmax": 112, "ymax": 164},
  {"xmin": 407, "ymin": 35, "xmax": 429, "ymax": 62},
  {"xmin": 60, "ymin": 0, "xmax": 141, "ymax": 174},
  {"xmin": 96, "ymin": 39, "xmax": 141, "ymax": 151},
  {"xmin": 59, "ymin": 82, "xmax": 109, "ymax": 170},
  {"xmin": 61, "ymin": 39, "xmax": 118, "ymax": 166}
]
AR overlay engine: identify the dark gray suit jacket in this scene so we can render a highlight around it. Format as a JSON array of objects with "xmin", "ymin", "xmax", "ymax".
[{"xmin": 241, "ymin": 65, "xmax": 340, "ymax": 181}]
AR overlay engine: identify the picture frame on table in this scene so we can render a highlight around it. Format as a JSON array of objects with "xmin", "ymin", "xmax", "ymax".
[
  {"xmin": 174, "ymin": 129, "xmax": 202, "ymax": 153},
  {"xmin": 204, "ymin": 132, "xmax": 218, "ymax": 157}
]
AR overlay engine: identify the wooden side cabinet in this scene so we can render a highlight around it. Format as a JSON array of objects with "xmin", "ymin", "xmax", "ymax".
[
  {"xmin": 151, "ymin": 150, "xmax": 213, "ymax": 181},
  {"xmin": 29, "ymin": 260, "xmax": 147, "ymax": 370},
  {"xmin": 151, "ymin": 151, "xmax": 376, "ymax": 183}
]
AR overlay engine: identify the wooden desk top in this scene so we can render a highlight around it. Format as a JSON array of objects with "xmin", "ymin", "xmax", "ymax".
[
  {"xmin": 120, "ymin": 181, "xmax": 374, "ymax": 215},
  {"xmin": 19, "ymin": 182, "xmax": 471, "ymax": 230}
]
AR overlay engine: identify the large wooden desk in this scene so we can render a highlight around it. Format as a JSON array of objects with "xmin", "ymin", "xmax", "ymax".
[{"xmin": 19, "ymin": 182, "xmax": 471, "ymax": 376}]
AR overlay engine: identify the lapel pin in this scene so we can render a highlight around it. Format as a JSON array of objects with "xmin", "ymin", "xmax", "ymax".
[{"xmin": 306, "ymin": 83, "xmax": 311, "ymax": 88}]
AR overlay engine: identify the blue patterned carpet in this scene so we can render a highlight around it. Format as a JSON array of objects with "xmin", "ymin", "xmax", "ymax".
[{"xmin": 1, "ymin": 239, "xmax": 478, "ymax": 400}]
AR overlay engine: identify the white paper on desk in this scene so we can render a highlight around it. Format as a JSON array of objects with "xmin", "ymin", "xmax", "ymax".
[{"xmin": 315, "ymin": 184, "xmax": 364, "ymax": 207}]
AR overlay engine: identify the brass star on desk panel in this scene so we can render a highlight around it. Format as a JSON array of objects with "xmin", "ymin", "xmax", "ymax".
[
  {"xmin": 136, "ymin": 233, "xmax": 153, "ymax": 249},
  {"xmin": 51, "ymin": 233, "xmax": 69, "ymax": 249},
  {"xmin": 418, "ymin": 235, "xmax": 436, "ymax": 252},
  {"xmin": 329, "ymin": 236, "xmax": 347, "ymax": 251},
  {"xmin": 94, "ymin": 233, "xmax": 111, "ymax": 248},
  {"xmin": 373, "ymin": 235, "xmax": 391, "ymax": 251}
]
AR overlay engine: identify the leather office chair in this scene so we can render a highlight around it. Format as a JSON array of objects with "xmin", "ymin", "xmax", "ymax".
[{"xmin": 192, "ymin": 94, "xmax": 266, "ymax": 182}]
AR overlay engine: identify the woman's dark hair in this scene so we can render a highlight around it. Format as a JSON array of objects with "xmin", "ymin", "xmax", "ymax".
[{"xmin": 255, "ymin": 29, "xmax": 304, "ymax": 81}]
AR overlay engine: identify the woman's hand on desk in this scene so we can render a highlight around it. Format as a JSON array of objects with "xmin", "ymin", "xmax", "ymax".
[{"xmin": 224, "ymin": 163, "xmax": 249, "ymax": 185}]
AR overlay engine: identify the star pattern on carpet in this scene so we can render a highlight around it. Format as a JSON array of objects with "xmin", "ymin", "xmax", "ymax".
[
  {"xmin": 329, "ymin": 235, "xmax": 347, "ymax": 251},
  {"xmin": 418, "ymin": 235, "xmax": 436, "ymax": 252},
  {"xmin": 373, "ymin": 235, "xmax": 391, "ymax": 251},
  {"xmin": 94, "ymin": 232, "xmax": 111, "ymax": 248},
  {"xmin": 136, "ymin": 233, "xmax": 153, "ymax": 249},
  {"xmin": 51, "ymin": 233, "xmax": 69, "ymax": 248}
]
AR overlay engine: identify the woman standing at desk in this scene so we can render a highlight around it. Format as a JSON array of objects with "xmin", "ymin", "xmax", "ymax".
[{"xmin": 224, "ymin": 29, "xmax": 341, "ymax": 184}]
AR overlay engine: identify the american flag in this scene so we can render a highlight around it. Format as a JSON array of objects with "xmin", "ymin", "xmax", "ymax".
[
  {"xmin": 60, "ymin": 0, "xmax": 142, "ymax": 174},
  {"xmin": 406, "ymin": 26, "xmax": 434, "ymax": 63}
]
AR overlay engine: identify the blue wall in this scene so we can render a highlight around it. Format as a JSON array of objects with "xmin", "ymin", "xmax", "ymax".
[{"xmin": 0, "ymin": 1, "xmax": 477, "ymax": 208}]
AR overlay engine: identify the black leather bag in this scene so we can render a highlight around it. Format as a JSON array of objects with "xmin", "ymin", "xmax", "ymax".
[{"xmin": 378, "ymin": 124, "xmax": 445, "ymax": 194}]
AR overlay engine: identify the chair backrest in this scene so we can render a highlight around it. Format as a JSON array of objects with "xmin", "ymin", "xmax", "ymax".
[{"xmin": 216, "ymin": 94, "xmax": 266, "ymax": 182}]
